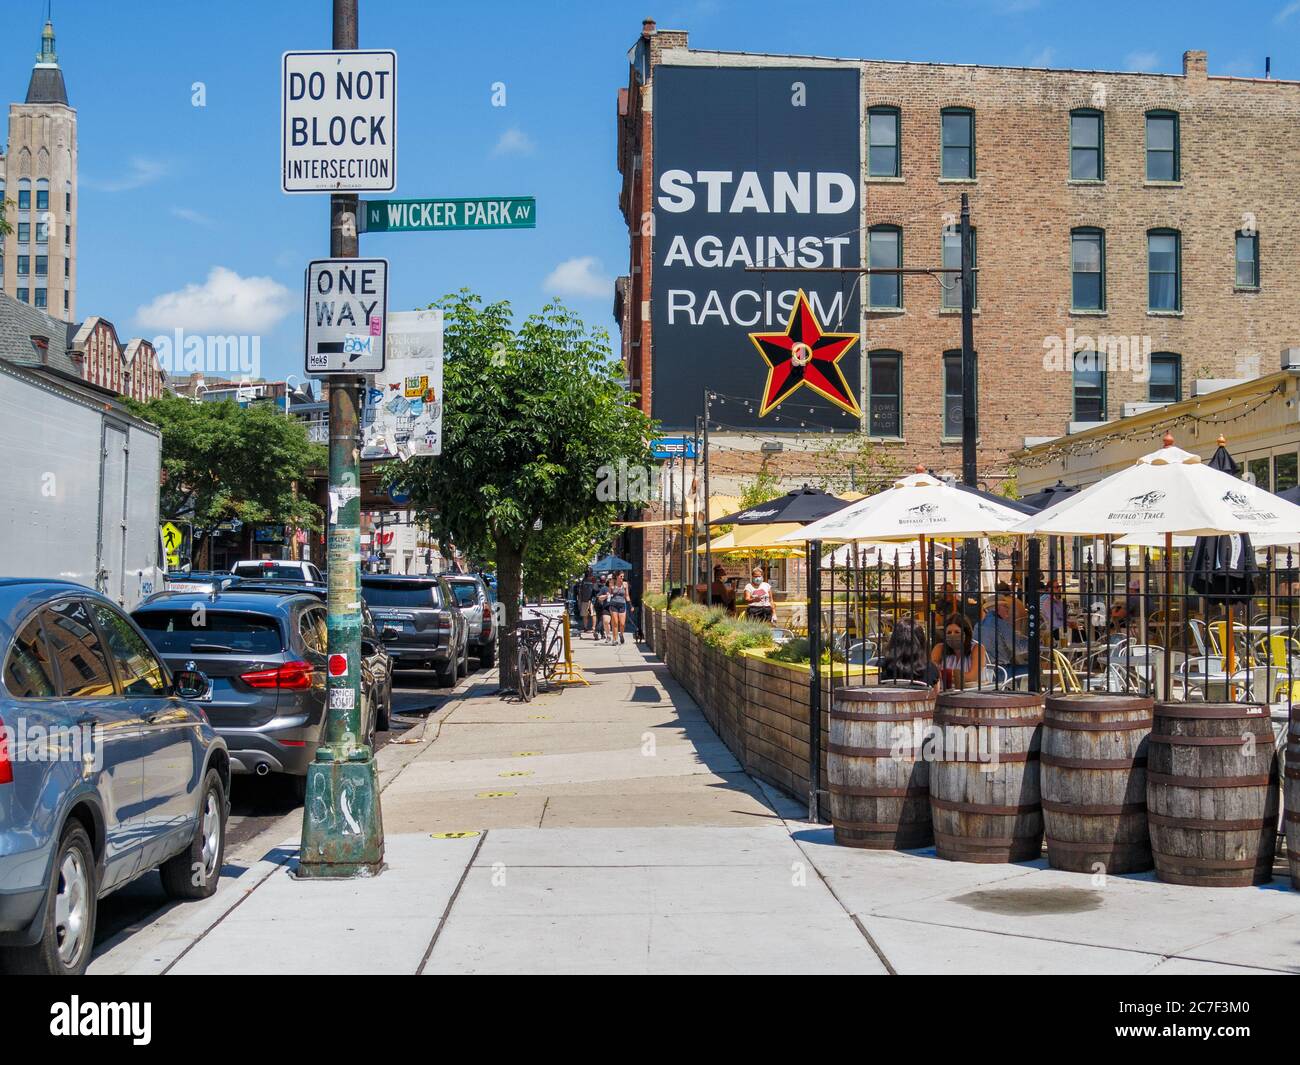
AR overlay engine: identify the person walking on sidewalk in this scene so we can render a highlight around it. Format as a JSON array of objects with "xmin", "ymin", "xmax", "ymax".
[
  {"xmin": 594, "ymin": 575, "xmax": 612, "ymax": 642},
  {"xmin": 577, "ymin": 569, "xmax": 596, "ymax": 638},
  {"xmin": 607, "ymin": 572, "xmax": 630, "ymax": 644}
]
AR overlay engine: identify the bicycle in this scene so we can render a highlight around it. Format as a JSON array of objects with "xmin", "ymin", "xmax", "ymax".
[{"xmin": 512, "ymin": 613, "xmax": 564, "ymax": 701}]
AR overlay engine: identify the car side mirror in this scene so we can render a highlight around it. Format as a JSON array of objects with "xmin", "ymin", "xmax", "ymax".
[{"xmin": 174, "ymin": 669, "xmax": 210, "ymax": 701}]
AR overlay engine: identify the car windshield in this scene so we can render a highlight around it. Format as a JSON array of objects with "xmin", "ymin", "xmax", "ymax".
[
  {"xmin": 447, "ymin": 582, "xmax": 479, "ymax": 607},
  {"xmin": 233, "ymin": 563, "xmax": 305, "ymax": 581},
  {"xmin": 364, "ymin": 581, "xmax": 441, "ymax": 608},
  {"xmin": 134, "ymin": 610, "xmax": 283, "ymax": 654}
]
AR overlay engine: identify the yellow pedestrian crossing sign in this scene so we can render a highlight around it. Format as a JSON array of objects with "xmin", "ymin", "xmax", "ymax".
[{"xmin": 160, "ymin": 522, "xmax": 186, "ymax": 569}]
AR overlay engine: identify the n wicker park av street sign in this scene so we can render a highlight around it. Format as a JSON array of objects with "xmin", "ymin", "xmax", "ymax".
[{"xmin": 360, "ymin": 196, "xmax": 536, "ymax": 233}]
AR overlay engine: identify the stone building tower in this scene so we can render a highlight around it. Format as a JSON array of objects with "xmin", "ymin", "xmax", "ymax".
[{"xmin": 0, "ymin": 17, "xmax": 77, "ymax": 321}]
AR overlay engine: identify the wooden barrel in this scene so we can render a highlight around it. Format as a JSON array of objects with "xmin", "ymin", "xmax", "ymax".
[
  {"xmin": 1147, "ymin": 701, "xmax": 1278, "ymax": 887},
  {"xmin": 1041, "ymin": 693, "xmax": 1153, "ymax": 874},
  {"xmin": 1286, "ymin": 717, "xmax": 1299, "ymax": 890},
  {"xmin": 828, "ymin": 684, "xmax": 935, "ymax": 849},
  {"xmin": 930, "ymin": 691, "xmax": 1044, "ymax": 863}
]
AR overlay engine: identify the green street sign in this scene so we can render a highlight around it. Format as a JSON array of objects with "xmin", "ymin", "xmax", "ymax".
[{"xmin": 361, "ymin": 196, "xmax": 536, "ymax": 233}]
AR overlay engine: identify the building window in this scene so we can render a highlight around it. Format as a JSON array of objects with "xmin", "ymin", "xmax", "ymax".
[
  {"xmin": 1071, "ymin": 228, "xmax": 1105, "ymax": 310},
  {"xmin": 868, "ymin": 352, "xmax": 902, "ymax": 437},
  {"xmin": 1149, "ymin": 353, "xmax": 1181, "ymax": 404},
  {"xmin": 1070, "ymin": 109, "xmax": 1104, "ymax": 180},
  {"xmin": 17, "ymin": 288, "xmax": 28, "ymax": 303},
  {"xmin": 941, "ymin": 226, "xmax": 976, "ymax": 309},
  {"xmin": 65, "ymin": 225, "xmax": 70, "ymax": 244},
  {"xmin": 1146, "ymin": 111, "xmax": 1179, "ymax": 181},
  {"xmin": 941, "ymin": 108, "xmax": 975, "ymax": 179},
  {"xmin": 63, "ymin": 292, "xmax": 68, "ymax": 311},
  {"xmin": 1235, "ymin": 231, "xmax": 1259, "ymax": 289},
  {"xmin": 17, "ymin": 183, "xmax": 30, "ymax": 211},
  {"xmin": 33, "ymin": 288, "xmax": 46, "ymax": 309},
  {"xmin": 64, "ymin": 259, "xmax": 69, "ymax": 278},
  {"xmin": 35, "ymin": 256, "xmax": 47, "ymax": 277},
  {"xmin": 868, "ymin": 106, "xmax": 900, "ymax": 178},
  {"xmin": 35, "ymin": 184, "xmax": 49, "ymax": 212},
  {"xmin": 17, "ymin": 255, "xmax": 29, "ymax": 276},
  {"xmin": 1248, "ymin": 456, "xmax": 1271, "ymax": 491},
  {"xmin": 65, "ymin": 187, "xmax": 71, "ymax": 212},
  {"xmin": 1072, "ymin": 351, "xmax": 1106, "ymax": 422},
  {"xmin": 1277, "ymin": 453, "xmax": 1299, "ymax": 492},
  {"xmin": 868, "ymin": 225, "xmax": 902, "ymax": 309},
  {"xmin": 35, "ymin": 221, "xmax": 47, "ymax": 244},
  {"xmin": 1148, "ymin": 229, "xmax": 1181, "ymax": 311},
  {"xmin": 943, "ymin": 350, "xmax": 977, "ymax": 438},
  {"xmin": 16, "ymin": 223, "xmax": 30, "ymax": 244}
]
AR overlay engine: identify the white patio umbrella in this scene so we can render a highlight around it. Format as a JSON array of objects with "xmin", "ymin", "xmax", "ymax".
[
  {"xmin": 1018, "ymin": 434, "xmax": 1300, "ymax": 691},
  {"xmin": 821, "ymin": 540, "xmax": 950, "ymax": 568},
  {"xmin": 782, "ymin": 471, "xmax": 1027, "ymax": 543}
]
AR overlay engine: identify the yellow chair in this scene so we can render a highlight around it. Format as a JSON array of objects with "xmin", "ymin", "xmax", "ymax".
[
  {"xmin": 1050, "ymin": 649, "xmax": 1084, "ymax": 694},
  {"xmin": 1256, "ymin": 633, "xmax": 1300, "ymax": 670}
]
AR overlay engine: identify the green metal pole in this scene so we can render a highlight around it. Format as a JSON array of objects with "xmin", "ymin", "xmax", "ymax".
[{"xmin": 298, "ymin": 0, "xmax": 385, "ymax": 878}]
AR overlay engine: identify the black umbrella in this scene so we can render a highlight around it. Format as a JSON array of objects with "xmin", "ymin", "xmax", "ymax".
[
  {"xmin": 1188, "ymin": 440, "xmax": 1257, "ymax": 602},
  {"xmin": 710, "ymin": 484, "xmax": 850, "ymax": 526},
  {"xmin": 1020, "ymin": 480, "xmax": 1079, "ymax": 511}
]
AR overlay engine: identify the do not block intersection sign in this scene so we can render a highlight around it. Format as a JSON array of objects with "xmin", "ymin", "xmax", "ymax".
[{"xmin": 304, "ymin": 258, "xmax": 389, "ymax": 375}]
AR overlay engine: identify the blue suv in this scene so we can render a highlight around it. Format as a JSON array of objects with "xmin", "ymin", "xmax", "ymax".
[{"xmin": 0, "ymin": 579, "xmax": 229, "ymax": 975}]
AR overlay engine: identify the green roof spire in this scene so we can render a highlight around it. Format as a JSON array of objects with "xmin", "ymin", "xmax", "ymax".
[{"xmin": 37, "ymin": 19, "xmax": 58, "ymax": 66}]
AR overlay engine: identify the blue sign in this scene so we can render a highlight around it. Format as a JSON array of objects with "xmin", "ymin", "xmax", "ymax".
[
  {"xmin": 388, "ymin": 484, "xmax": 412, "ymax": 505},
  {"xmin": 651, "ymin": 436, "xmax": 699, "ymax": 460}
]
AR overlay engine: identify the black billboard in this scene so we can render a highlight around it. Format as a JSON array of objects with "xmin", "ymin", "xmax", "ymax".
[{"xmin": 651, "ymin": 64, "xmax": 862, "ymax": 431}]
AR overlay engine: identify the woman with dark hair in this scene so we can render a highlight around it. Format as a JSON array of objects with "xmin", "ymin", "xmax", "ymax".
[
  {"xmin": 930, "ymin": 612, "xmax": 985, "ymax": 689},
  {"xmin": 877, "ymin": 617, "xmax": 939, "ymax": 687}
]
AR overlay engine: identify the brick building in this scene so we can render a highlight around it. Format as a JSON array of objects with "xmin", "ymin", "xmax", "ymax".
[
  {"xmin": 616, "ymin": 20, "xmax": 1300, "ymax": 588},
  {"xmin": 67, "ymin": 316, "xmax": 166, "ymax": 401}
]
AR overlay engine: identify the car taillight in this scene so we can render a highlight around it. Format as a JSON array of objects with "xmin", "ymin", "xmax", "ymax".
[
  {"xmin": 0, "ymin": 712, "xmax": 11, "ymax": 785},
  {"xmin": 482, "ymin": 603, "xmax": 492, "ymax": 625},
  {"xmin": 241, "ymin": 660, "xmax": 314, "ymax": 690}
]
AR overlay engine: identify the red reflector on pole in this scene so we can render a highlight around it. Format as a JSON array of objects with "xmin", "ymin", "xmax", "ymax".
[{"xmin": 328, "ymin": 653, "xmax": 348, "ymax": 677}]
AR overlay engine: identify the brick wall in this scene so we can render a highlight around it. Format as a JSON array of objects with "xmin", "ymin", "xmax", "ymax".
[{"xmin": 617, "ymin": 26, "xmax": 1300, "ymax": 503}]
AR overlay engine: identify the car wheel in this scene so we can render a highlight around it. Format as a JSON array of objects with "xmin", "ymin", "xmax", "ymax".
[
  {"xmin": 5, "ymin": 821, "xmax": 97, "ymax": 975},
  {"xmin": 160, "ymin": 768, "xmax": 227, "ymax": 901},
  {"xmin": 435, "ymin": 654, "xmax": 456, "ymax": 688},
  {"xmin": 376, "ymin": 678, "xmax": 391, "ymax": 731}
]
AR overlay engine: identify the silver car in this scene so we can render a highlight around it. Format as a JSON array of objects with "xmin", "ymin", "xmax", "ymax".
[{"xmin": 0, "ymin": 579, "xmax": 229, "ymax": 975}]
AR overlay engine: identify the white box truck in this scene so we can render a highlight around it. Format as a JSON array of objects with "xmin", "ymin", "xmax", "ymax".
[{"xmin": 0, "ymin": 360, "xmax": 165, "ymax": 609}]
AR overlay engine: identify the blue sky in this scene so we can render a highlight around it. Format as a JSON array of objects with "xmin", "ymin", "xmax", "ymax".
[{"xmin": 3, "ymin": 0, "xmax": 1297, "ymax": 386}]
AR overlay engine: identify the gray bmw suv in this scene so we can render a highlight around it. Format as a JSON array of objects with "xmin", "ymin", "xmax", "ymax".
[{"xmin": 361, "ymin": 575, "xmax": 468, "ymax": 687}]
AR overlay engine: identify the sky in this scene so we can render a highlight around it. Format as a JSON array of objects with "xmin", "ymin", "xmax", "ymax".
[{"xmin": 2, "ymin": 0, "xmax": 1298, "ymax": 388}]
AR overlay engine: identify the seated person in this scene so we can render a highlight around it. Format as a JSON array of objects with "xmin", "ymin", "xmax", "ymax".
[
  {"xmin": 742, "ymin": 566, "xmax": 773, "ymax": 622},
  {"xmin": 931, "ymin": 612, "xmax": 986, "ymax": 689},
  {"xmin": 693, "ymin": 565, "xmax": 734, "ymax": 608},
  {"xmin": 975, "ymin": 596, "xmax": 1032, "ymax": 679},
  {"xmin": 878, "ymin": 617, "xmax": 939, "ymax": 688}
]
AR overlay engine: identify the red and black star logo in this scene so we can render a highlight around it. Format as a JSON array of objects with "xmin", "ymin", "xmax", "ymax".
[{"xmin": 747, "ymin": 290, "xmax": 861, "ymax": 418}]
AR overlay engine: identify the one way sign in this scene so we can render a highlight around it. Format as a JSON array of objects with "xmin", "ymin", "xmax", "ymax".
[{"xmin": 304, "ymin": 258, "xmax": 388, "ymax": 375}]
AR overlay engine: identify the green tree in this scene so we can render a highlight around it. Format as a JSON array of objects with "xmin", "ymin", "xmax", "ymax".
[
  {"xmin": 0, "ymin": 199, "xmax": 12, "ymax": 238},
  {"xmin": 522, "ymin": 514, "xmax": 611, "ymax": 601},
  {"xmin": 126, "ymin": 396, "xmax": 326, "ymax": 566},
  {"xmin": 392, "ymin": 291, "xmax": 652, "ymax": 688},
  {"xmin": 807, "ymin": 431, "xmax": 902, "ymax": 495}
]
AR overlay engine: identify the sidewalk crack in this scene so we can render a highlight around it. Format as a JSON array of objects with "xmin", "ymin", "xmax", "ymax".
[{"xmin": 416, "ymin": 829, "xmax": 487, "ymax": 975}]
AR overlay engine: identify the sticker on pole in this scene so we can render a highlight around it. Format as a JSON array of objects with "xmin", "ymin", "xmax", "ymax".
[
  {"xmin": 281, "ymin": 50, "xmax": 396, "ymax": 194},
  {"xmin": 328, "ymin": 653, "xmax": 349, "ymax": 677},
  {"xmin": 305, "ymin": 258, "xmax": 388, "ymax": 375},
  {"xmin": 361, "ymin": 309, "xmax": 444, "ymax": 460},
  {"xmin": 329, "ymin": 688, "xmax": 355, "ymax": 710}
]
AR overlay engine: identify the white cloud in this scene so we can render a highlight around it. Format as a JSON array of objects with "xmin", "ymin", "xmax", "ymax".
[
  {"xmin": 1124, "ymin": 50, "xmax": 1160, "ymax": 73},
  {"xmin": 83, "ymin": 156, "xmax": 169, "ymax": 192},
  {"xmin": 169, "ymin": 207, "xmax": 213, "ymax": 226},
  {"xmin": 543, "ymin": 257, "xmax": 611, "ymax": 299},
  {"xmin": 135, "ymin": 266, "xmax": 294, "ymax": 333},
  {"xmin": 491, "ymin": 127, "xmax": 535, "ymax": 157},
  {"xmin": 1276, "ymin": 2, "xmax": 1300, "ymax": 24}
]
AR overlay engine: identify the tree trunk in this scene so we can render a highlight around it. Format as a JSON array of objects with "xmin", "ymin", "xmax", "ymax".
[{"xmin": 496, "ymin": 539, "xmax": 525, "ymax": 691}]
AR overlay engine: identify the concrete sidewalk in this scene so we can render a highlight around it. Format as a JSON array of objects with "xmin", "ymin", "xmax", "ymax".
[{"xmin": 92, "ymin": 633, "xmax": 1299, "ymax": 975}]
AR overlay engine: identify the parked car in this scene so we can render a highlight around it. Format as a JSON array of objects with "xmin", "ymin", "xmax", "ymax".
[
  {"xmin": 131, "ymin": 584, "xmax": 385, "ymax": 798},
  {"xmin": 230, "ymin": 559, "xmax": 324, "ymax": 583},
  {"xmin": 360, "ymin": 575, "xmax": 467, "ymax": 688},
  {"xmin": 0, "ymin": 578, "xmax": 229, "ymax": 975},
  {"xmin": 444, "ymin": 574, "xmax": 496, "ymax": 668}
]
